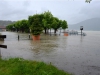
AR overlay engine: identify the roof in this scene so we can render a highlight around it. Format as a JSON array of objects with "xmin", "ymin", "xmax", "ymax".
[{"xmin": 0, "ymin": 26, "xmax": 6, "ymax": 29}]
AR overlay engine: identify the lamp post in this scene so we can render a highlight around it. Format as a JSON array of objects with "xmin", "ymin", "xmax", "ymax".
[
  {"xmin": 80, "ymin": 26, "xmax": 83, "ymax": 35},
  {"xmin": 59, "ymin": 27, "xmax": 62, "ymax": 35},
  {"xmin": 48, "ymin": 24, "xmax": 51, "ymax": 36},
  {"xmin": 29, "ymin": 29, "xmax": 31, "ymax": 39}
]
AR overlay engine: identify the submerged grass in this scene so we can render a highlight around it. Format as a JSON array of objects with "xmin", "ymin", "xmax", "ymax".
[{"xmin": 0, "ymin": 58, "xmax": 71, "ymax": 75}]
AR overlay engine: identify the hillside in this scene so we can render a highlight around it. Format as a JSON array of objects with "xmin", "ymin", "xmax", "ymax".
[
  {"xmin": 68, "ymin": 18, "xmax": 100, "ymax": 31},
  {"xmin": 0, "ymin": 20, "xmax": 15, "ymax": 26}
]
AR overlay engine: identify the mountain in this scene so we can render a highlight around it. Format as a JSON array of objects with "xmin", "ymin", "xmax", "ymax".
[
  {"xmin": 68, "ymin": 18, "xmax": 100, "ymax": 31},
  {"xmin": 0, "ymin": 20, "xmax": 15, "ymax": 26}
]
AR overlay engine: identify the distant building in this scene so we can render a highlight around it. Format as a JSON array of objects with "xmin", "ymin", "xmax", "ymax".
[{"xmin": 0, "ymin": 26, "xmax": 6, "ymax": 31}]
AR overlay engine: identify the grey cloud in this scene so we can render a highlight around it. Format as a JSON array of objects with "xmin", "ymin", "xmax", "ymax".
[
  {"xmin": 79, "ymin": 1, "xmax": 100, "ymax": 18},
  {"xmin": 0, "ymin": 0, "xmax": 33, "ymax": 21},
  {"xmin": 66, "ymin": 0, "xmax": 100, "ymax": 24},
  {"xmin": 23, "ymin": 0, "xmax": 30, "ymax": 6},
  {"xmin": 0, "ymin": 0, "xmax": 100, "ymax": 24}
]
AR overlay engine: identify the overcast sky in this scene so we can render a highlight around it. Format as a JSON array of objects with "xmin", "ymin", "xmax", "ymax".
[{"xmin": 0, "ymin": 0, "xmax": 100, "ymax": 24}]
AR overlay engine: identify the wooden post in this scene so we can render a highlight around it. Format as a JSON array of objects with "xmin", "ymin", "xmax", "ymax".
[
  {"xmin": 29, "ymin": 34, "xmax": 30, "ymax": 39},
  {"xmin": 18, "ymin": 34, "xmax": 19, "ymax": 40}
]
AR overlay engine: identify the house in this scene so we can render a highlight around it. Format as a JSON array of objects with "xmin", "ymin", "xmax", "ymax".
[{"xmin": 0, "ymin": 26, "xmax": 6, "ymax": 31}]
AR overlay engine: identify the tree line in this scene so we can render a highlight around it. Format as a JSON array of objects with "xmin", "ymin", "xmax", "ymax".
[{"xmin": 6, "ymin": 11, "xmax": 68, "ymax": 34}]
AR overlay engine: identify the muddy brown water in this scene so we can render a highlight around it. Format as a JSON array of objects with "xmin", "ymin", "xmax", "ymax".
[{"xmin": 0, "ymin": 31, "xmax": 100, "ymax": 75}]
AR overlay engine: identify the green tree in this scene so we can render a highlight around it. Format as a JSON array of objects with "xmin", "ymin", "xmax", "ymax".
[
  {"xmin": 42, "ymin": 11, "xmax": 53, "ymax": 34},
  {"xmin": 6, "ymin": 24, "xmax": 12, "ymax": 31},
  {"xmin": 29, "ymin": 14, "xmax": 43, "ymax": 35},
  {"xmin": 61, "ymin": 20, "xmax": 68, "ymax": 32},
  {"xmin": 20, "ymin": 20, "xmax": 29, "ymax": 33},
  {"xmin": 7, "ymin": 11, "xmax": 69, "ymax": 35},
  {"xmin": 6, "ymin": 23, "xmax": 15, "ymax": 31},
  {"xmin": 14, "ymin": 21, "xmax": 21, "ymax": 32},
  {"xmin": 51, "ymin": 17, "xmax": 61, "ymax": 34},
  {"xmin": 28, "ymin": 16, "xmax": 34, "ymax": 26}
]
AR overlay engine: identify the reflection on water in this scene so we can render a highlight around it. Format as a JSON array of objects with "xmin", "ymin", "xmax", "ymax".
[{"xmin": 0, "ymin": 31, "xmax": 100, "ymax": 75}]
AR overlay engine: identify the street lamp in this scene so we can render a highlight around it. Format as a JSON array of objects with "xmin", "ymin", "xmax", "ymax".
[
  {"xmin": 48, "ymin": 24, "xmax": 51, "ymax": 36},
  {"xmin": 80, "ymin": 26, "xmax": 83, "ymax": 35},
  {"xmin": 59, "ymin": 27, "xmax": 62, "ymax": 35}
]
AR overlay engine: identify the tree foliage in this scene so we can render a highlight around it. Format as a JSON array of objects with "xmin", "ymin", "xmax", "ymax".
[
  {"xmin": 6, "ymin": 19, "xmax": 29, "ymax": 33},
  {"xmin": 29, "ymin": 14, "xmax": 43, "ymax": 35},
  {"xmin": 62, "ymin": 20, "xmax": 68, "ymax": 30},
  {"xmin": 42, "ymin": 11, "xmax": 53, "ymax": 34},
  {"xmin": 85, "ymin": 0, "xmax": 92, "ymax": 3},
  {"xmin": 6, "ymin": 11, "xmax": 68, "ymax": 34}
]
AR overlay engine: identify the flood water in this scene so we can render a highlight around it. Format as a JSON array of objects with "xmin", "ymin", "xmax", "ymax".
[{"xmin": 0, "ymin": 31, "xmax": 100, "ymax": 75}]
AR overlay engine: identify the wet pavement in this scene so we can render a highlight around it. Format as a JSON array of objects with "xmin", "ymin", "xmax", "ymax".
[{"xmin": 0, "ymin": 31, "xmax": 100, "ymax": 75}]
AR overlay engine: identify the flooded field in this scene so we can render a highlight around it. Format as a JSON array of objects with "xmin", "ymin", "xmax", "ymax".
[{"xmin": 0, "ymin": 31, "xmax": 100, "ymax": 75}]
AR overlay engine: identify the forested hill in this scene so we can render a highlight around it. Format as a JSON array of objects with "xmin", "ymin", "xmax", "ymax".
[
  {"xmin": 68, "ymin": 18, "xmax": 100, "ymax": 31},
  {"xmin": 0, "ymin": 20, "xmax": 15, "ymax": 26}
]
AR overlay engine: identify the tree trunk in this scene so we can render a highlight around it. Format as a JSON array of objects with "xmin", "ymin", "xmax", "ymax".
[
  {"xmin": 44, "ymin": 28, "xmax": 47, "ymax": 34},
  {"xmin": 54, "ymin": 29, "xmax": 57, "ymax": 34},
  {"xmin": 54, "ymin": 29, "xmax": 57, "ymax": 36},
  {"xmin": 47, "ymin": 29, "xmax": 49, "ymax": 34}
]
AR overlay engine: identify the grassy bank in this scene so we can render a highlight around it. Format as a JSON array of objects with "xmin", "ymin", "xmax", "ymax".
[{"xmin": 0, "ymin": 58, "xmax": 71, "ymax": 75}]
